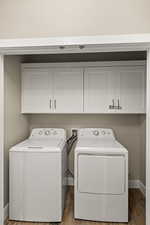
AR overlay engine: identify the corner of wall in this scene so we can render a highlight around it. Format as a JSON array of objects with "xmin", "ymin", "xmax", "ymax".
[{"xmin": 4, "ymin": 55, "xmax": 30, "ymax": 208}]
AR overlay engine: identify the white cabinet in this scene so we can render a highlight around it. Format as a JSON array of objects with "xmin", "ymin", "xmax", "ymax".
[
  {"xmin": 53, "ymin": 68, "xmax": 83, "ymax": 113},
  {"xmin": 84, "ymin": 66, "xmax": 146, "ymax": 113},
  {"xmin": 22, "ymin": 67, "xmax": 83, "ymax": 113},
  {"xmin": 22, "ymin": 68, "xmax": 53, "ymax": 113},
  {"xmin": 22, "ymin": 62, "xmax": 146, "ymax": 114},
  {"xmin": 107, "ymin": 68, "xmax": 121, "ymax": 113},
  {"xmin": 84, "ymin": 68, "xmax": 111, "ymax": 113},
  {"xmin": 119, "ymin": 66, "xmax": 146, "ymax": 113},
  {"xmin": 84, "ymin": 67, "xmax": 121, "ymax": 113}
]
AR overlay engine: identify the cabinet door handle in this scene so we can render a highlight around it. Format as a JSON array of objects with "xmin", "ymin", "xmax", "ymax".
[
  {"xmin": 118, "ymin": 99, "xmax": 120, "ymax": 109},
  {"xmin": 109, "ymin": 99, "xmax": 115, "ymax": 109},
  {"xmin": 49, "ymin": 99, "xmax": 52, "ymax": 109},
  {"xmin": 112, "ymin": 99, "xmax": 115, "ymax": 108},
  {"xmin": 118, "ymin": 99, "xmax": 122, "ymax": 110},
  {"xmin": 54, "ymin": 99, "xmax": 56, "ymax": 109}
]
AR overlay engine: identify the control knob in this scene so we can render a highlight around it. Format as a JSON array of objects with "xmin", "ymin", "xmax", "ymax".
[
  {"xmin": 39, "ymin": 131, "xmax": 43, "ymax": 135},
  {"xmin": 101, "ymin": 130, "xmax": 106, "ymax": 135},
  {"xmin": 93, "ymin": 130, "xmax": 99, "ymax": 136},
  {"xmin": 45, "ymin": 130, "xmax": 50, "ymax": 135}
]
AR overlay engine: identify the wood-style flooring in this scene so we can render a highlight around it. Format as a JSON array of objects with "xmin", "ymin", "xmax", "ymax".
[{"xmin": 6, "ymin": 187, "xmax": 145, "ymax": 225}]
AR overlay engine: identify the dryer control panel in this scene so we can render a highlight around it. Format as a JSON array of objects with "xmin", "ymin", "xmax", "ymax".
[
  {"xmin": 78, "ymin": 128, "xmax": 115, "ymax": 140},
  {"xmin": 29, "ymin": 128, "xmax": 66, "ymax": 139}
]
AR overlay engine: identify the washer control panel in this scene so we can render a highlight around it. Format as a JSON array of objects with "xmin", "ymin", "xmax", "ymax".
[
  {"xmin": 78, "ymin": 128, "xmax": 115, "ymax": 139},
  {"xmin": 29, "ymin": 128, "xmax": 66, "ymax": 139}
]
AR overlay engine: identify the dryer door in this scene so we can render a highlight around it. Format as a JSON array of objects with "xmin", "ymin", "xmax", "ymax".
[{"xmin": 78, "ymin": 154, "xmax": 125, "ymax": 195}]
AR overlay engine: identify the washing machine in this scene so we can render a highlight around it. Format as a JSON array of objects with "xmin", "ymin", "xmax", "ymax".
[
  {"xmin": 9, "ymin": 128, "xmax": 67, "ymax": 222},
  {"xmin": 74, "ymin": 128, "xmax": 128, "ymax": 223}
]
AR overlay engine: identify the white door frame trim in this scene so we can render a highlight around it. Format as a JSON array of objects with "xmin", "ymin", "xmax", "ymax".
[
  {"xmin": 0, "ymin": 55, "xmax": 4, "ymax": 225},
  {"xmin": 1, "ymin": 33, "xmax": 150, "ymax": 47},
  {"xmin": 0, "ymin": 34, "xmax": 150, "ymax": 224},
  {"xmin": 0, "ymin": 33, "xmax": 150, "ymax": 55},
  {"xmin": 146, "ymin": 49, "xmax": 150, "ymax": 225}
]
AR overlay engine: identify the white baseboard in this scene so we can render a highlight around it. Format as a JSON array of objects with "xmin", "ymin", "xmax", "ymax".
[
  {"xmin": 68, "ymin": 176, "xmax": 74, "ymax": 186},
  {"xmin": 129, "ymin": 179, "xmax": 140, "ymax": 189},
  {"xmin": 129, "ymin": 179, "xmax": 146, "ymax": 196},
  {"xmin": 68, "ymin": 177, "xmax": 146, "ymax": 196},
  {"xmin": 4, "ymin": 203, "xmax": 9, "ymax": 223},
  {"xmin": 139, "ymin": 180, "xmax": 146, "ymax": 196}
]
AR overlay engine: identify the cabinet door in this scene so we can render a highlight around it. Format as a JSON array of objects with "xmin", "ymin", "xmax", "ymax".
[
  {"xmin": 107, "ymin": 68, "xmax": 120, "ymax": 113},
  {"xmin": 22, "ymin": 68, "xmax": 53, "ymax": 113},
  {"xmin": 119, "ymin": 66, "xmax": 146, "ymax": 113},
  {"xmin": 53, "ymin": 68, "xmax": 83, "ymax": 113},
  {"xmin": 84, "ymin": 67, "xmax": 114, "ymax": 113}
]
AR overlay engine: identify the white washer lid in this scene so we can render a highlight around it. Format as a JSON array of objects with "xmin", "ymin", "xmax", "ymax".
[
  {"xmin": 75, "ymin": 138, "xmax": 128, "ymax": 154},
  {"xmin": 10, "ymin": 138, "xmax": 65, "ymax": 152}
]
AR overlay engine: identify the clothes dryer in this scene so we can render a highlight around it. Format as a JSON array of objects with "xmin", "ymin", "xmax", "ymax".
[{"xmin": 74, "ymin": 128, "xmax": 128, "ymax": 222}]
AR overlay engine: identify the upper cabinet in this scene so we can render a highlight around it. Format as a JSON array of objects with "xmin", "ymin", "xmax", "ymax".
[
  {"xmin": 53, "ymin": 68, "xmax": 83, "ymax": 113},
  {"xmin": 84, "ymin": 67, "xmax": 111, "ymax": 113},
  {"xmin": 84, "ymin": 65, "xmax": 146, "ymax": 113},
  {"xmin": 21, "ymin": 62, "xmax": 146, "ymax": 114},
  {"xmin": 22, "ymin": 68, "xmax": 53, "ymax": 113},
  {"xmin": 22, "ymin": 67, "xmax": 83, "ymax": 113},
  {"xmin": 119, "ymin": 66, "xmax": 146, "ymax": 113}
]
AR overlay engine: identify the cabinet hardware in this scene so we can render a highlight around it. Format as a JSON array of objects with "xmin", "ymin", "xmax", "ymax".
[
  {"xmin": 54, "ymin": 100, "xmax": 56, "ymax": 109},
  {"xmin": 117, "ymin": 99, "xmax": 119, "ymax": 109},
  {"xmin": 109, "ymin": 99, "xmax": 115, "ymax": 109},
  {"xmin": 117, "ymin": 99, "xmax": 122, "ymax": 110},
  {"xmin": 49, "ymin": 99, "xmax": 52, "ymax": 109},
  {"xmin": 109, "ymin": 99, "xmax": 123, "ymax": 110},
  {"xmin": 112, "ymin": 99, "xmax": 115, "ymax": 108}
]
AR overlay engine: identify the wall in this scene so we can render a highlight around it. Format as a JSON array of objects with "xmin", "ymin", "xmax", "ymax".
[
  {"xmin": 0, "ymin": 0, "xmax": 150, "ymax": 38},
  {"xmin": 140, "ymin": 115, "xmax": 146, "ymax": 185},
  {"xmin": 4, "ymin": 56, "xmax": 29, "ymax": 206},
  {"xmin": 29, "ymin": 114, "xmax": 144, "ymax": 182}
]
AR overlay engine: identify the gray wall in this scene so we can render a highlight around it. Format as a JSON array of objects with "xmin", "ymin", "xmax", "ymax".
[
  {"xmin": 0, "ymin": 0, "xmax": 150, "ymax": 38},
  {"xmin": 29, "ymin": 114, "xmax": 146, "ymax": 183},
  {"xmin": 4, "ymin": 56, "xmax": 29, "ymax": 206},
  {"xmin": 140, "ymin": 115, "xmax": 146, "ymax": 185}
]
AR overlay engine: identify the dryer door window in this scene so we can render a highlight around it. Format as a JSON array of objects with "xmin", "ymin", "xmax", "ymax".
[{"xmin": 78, "ymin": 154, "xmax": 125, "ymax": 195}]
